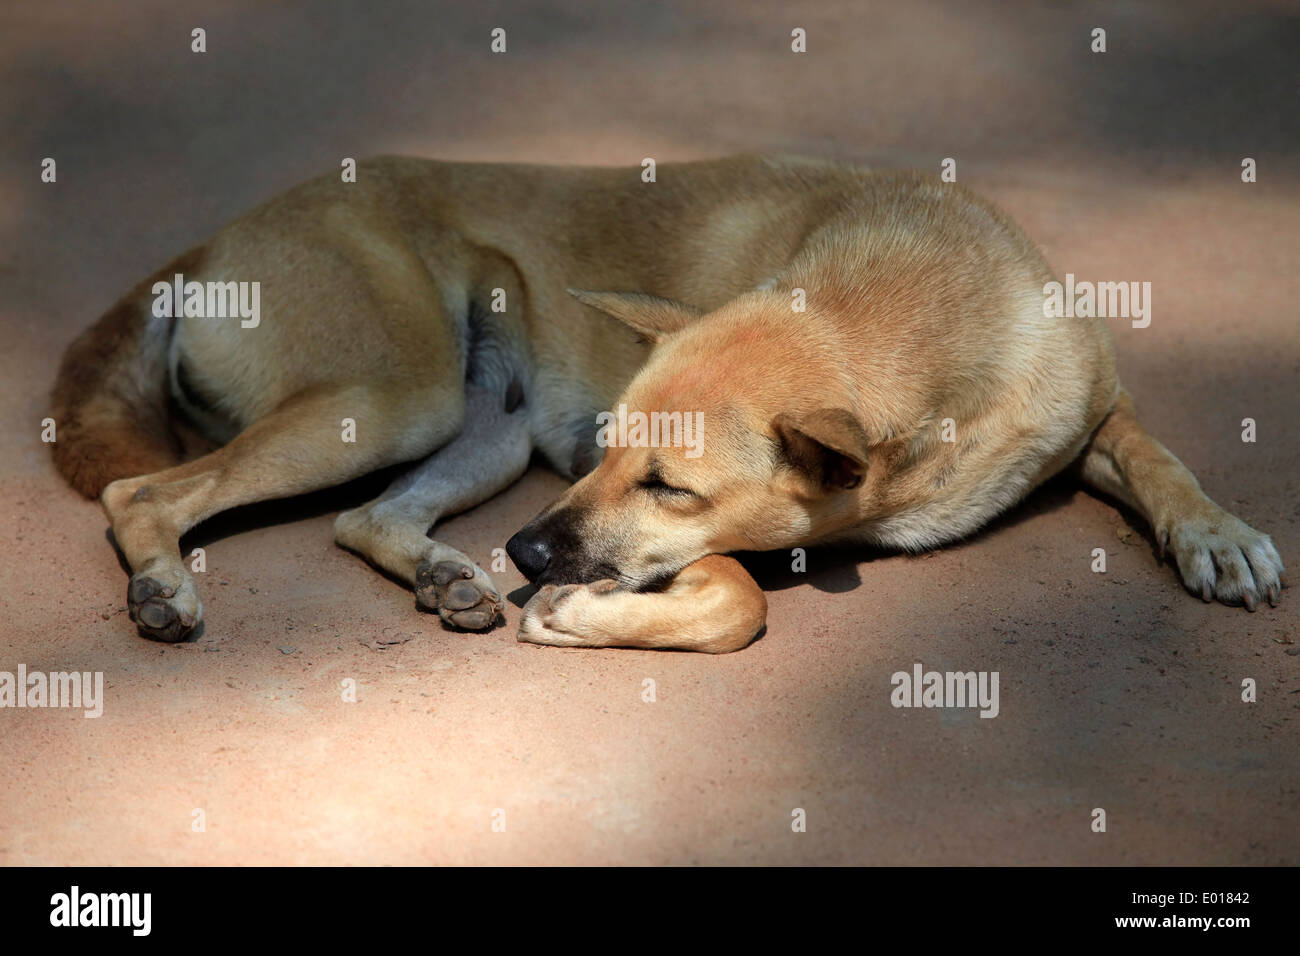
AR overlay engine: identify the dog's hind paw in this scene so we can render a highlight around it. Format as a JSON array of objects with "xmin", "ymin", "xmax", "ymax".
[
  {"xmin": 415, "ymin": 559, "xmax": 504, "ymax": 631},
  {"xmin": 127, "ymin": 562, "xmax": 202, "ymax": 642}
]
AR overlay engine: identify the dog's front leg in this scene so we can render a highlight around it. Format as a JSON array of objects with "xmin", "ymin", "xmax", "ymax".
[
  {"xmin": 518, "ymin": 555, "xmax": 766, "ymax": 653},
  {"xmin": 1080, "ymin": 388, "xmax": 1285, "ymax": 608}
]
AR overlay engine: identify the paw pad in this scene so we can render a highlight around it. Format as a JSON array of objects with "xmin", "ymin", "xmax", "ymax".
[{"xmin": 415, "ymin": 560, "xmax": 503, "ymax": 631}]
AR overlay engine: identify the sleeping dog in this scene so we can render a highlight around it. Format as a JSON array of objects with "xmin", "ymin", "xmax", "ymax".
[{"xmin": 50, "ymin": 155, "xmax": 1285, "ymax": 651}]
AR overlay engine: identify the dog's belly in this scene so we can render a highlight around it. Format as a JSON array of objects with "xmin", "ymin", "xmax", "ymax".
[{"xmin": 522, "ymin": 362, "xmax": 637, "ymax": 481}]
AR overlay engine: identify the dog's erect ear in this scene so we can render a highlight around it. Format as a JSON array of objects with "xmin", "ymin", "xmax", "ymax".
[
  {"xmin": 567, "ymin": 289, "xmax": 702, "ymax": 342},
  {"xmin": 772, "ymin": 408, "xmax": 872, "ymax": 491}
]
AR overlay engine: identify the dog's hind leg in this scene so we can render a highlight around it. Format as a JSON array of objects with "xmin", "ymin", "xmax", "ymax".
[
  {"xmin": 1079, "ymin": 388, "xmax": 1285, "ymax": 609},
  {"xmin": 333, "ymin": 384, "xmax": 532, "ymax": 630},
  {"xmin": 517, "ymin": 555, "xmax": 767, "ymax": 653},
  {"xmin": 102, "ymin": 379, "xmax": 465, "ymax": 641}
]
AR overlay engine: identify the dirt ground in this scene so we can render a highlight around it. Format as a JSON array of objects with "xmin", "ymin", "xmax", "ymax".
[{"xmin": 1, "ymin": 1, "xmax": 1296, "ymax": 865}]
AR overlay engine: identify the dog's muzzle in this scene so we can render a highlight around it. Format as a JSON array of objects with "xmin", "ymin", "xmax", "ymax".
[
  {"xmin": 506, "ymin": 528, "xmax": 553, "ymax": 582},
  {"xmin": 507, "ymin": 508, "xmax": 621, "ymax": 586}
]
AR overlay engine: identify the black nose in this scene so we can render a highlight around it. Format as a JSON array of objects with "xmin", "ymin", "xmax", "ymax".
[{"xmin": 507, "ymin": 528, "xmax": 553, "ymax": 582}]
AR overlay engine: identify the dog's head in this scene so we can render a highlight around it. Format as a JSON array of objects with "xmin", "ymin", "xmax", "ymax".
[{"xmin": 507, "ymin": 289, "xmax": 880, "ymax": 589}]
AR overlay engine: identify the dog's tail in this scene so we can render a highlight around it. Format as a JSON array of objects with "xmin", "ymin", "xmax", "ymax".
[{"xmin": 49, "ymin": 247, "xmax": 205, "ymax": 499}]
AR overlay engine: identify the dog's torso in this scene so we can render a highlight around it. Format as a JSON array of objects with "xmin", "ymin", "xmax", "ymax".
[{"xmin": 173, "ymin": 154, "xmax": 1117, "ymax": 547}]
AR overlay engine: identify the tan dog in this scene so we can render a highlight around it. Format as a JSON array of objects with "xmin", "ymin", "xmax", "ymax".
[{"xmin": 50, "ymin": 156, "xmax": 1285, "ymax": 652}]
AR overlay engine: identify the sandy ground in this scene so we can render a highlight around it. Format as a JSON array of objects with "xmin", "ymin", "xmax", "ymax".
[{"xmin": 1, "ymin": 1, "xmax": 1296, "ymax": 865}]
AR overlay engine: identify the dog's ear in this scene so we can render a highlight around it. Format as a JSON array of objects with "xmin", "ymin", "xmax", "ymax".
[
  {"xmin": 567, "ymin": 289, "xmax": 702, "ymax": 342},
  {"xmin": 772, "ymin": 408, "xmax": 872, "ymax": 491}
]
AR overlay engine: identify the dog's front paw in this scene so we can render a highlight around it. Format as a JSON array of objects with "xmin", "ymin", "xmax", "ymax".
[
  {"xmin": 1165, "ymin": 507, "xmax": 1285, "ymax": 610},
  {"xmin": 518, "ymin": 579, "xmax": 619, "ymax": 647},
  {"xmin": 415, "ymin": 559, "xmax": 504, "ymax": 631}
]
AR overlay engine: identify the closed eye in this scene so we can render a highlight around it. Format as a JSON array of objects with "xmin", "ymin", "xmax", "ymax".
[{"xmin": 639, "ymin": 475, "xmax": 697, "ymax": 499}]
